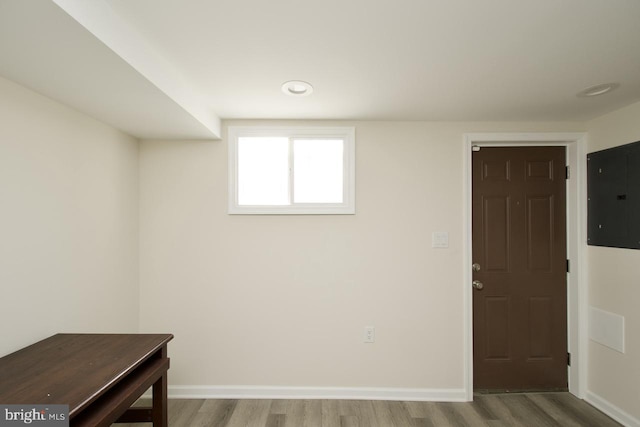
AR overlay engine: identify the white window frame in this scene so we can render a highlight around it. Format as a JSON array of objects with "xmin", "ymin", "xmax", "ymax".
[{"xmin": 228, "ymin": 126, "xmax": 356, "ymax": 214}]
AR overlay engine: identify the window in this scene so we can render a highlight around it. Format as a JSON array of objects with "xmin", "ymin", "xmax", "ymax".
[{"xmin": 228, "ymin": 127, "xmax": 355, "ymax": 214}]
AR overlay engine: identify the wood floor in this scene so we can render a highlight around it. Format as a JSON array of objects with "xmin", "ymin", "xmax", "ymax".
[{"xmin": 117, "ymin": 393, "xmax": 621, "ymax": 427}]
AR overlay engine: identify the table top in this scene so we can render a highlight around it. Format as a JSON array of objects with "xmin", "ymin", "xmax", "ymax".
[{"xmin": 0, "ymin": 334, "xmax": 173, "ymax": 417}]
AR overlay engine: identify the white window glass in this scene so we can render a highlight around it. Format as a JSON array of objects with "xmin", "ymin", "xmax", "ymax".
[
  {"xmin": 293, "ymin": 139, "xmax": 344, "ymax": 203},
  {"xmin": 237, "ymin": 137, "xmax": 289, "ymax": 205},
  {"xmin": 229, "ymin": 126, "xmax": 355, "ymax": 214}
]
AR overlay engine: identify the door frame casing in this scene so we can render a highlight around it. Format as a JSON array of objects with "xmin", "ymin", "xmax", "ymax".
[{"xmin": 462, "ymin": 133, "xmax": 587, "ymax": 401}]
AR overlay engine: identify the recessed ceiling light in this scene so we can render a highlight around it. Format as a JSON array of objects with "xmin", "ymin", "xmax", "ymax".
[
  {"xmin": 577, "ymin": 83, "xmax": 620, "ymax": 98},
  {"xmin": 282, "ymin": 80, "xmax": 313, "ymax": 96}
]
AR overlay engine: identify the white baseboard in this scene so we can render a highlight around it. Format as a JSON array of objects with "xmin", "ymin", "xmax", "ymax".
[
  {"xmin": 160, "ymin": 385, "xmax": 468, "ymax": 402},
  {"xmin": 586, "ymin": 391, "xmax": 640, "ymax": 427}
]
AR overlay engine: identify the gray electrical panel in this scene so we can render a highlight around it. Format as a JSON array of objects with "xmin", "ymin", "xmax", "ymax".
[{"xmin": 587, "ymin": 141, "xmax": 640, "ymax": 249}]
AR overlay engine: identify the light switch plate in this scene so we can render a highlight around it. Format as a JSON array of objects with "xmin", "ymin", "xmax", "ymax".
[
  {"xmin": 364, "ymin": 326, "xmax": 375, "ymax": 343},
  {"xmin": 432, "ymin": 231, "xmax": 449, "ymax": 248}
]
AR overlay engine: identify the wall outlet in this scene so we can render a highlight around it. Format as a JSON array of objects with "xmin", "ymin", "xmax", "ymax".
[
  {"xmin": 364, "ymin": 326, "xmax": 375, "ymax": 343},
  {"xmin": 432, "ymin": 231, "xmax": 449, "ymax": 248}
]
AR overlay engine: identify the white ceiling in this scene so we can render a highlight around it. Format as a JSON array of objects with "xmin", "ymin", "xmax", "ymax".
[{"xmin": 1, "ymin": 0, "xmax": 640, "ymax": 139}]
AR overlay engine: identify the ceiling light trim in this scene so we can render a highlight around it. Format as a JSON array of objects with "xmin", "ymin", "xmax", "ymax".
[
  {"xmin": 281, "ymin": 81, "xmax": 313, "ymax": 97},
  {"xmin": 576, "ymin": 83, "xmax": 620, "ymax": 98}
]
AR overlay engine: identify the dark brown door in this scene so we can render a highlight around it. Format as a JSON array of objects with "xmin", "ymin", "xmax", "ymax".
[{"xmin": 472, "ymin": 146, "xmax": 568, "ymax": 390}]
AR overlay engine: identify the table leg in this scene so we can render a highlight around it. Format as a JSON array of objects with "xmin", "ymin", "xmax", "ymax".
[{"xmin": 151, "ymin": 347, "xmax": 168, "ymax": 427}]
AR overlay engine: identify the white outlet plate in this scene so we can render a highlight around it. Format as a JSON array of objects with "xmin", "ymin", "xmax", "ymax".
[
  {"xmin": 432, "ymin": 231, "xmax": 449, "ymax": 248},
  {"xmin": 364, "ymin": 326, "xmax": 375, "ymax": 343}
]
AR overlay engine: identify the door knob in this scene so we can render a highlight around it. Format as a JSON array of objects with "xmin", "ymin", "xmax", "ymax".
[
  {"xmin": 472, "ymin": 280, "xmax": 484, "ymax": 290},
  {"xmin": 472, "ymin": 263, "xmax": 481, "ymax": 272}
]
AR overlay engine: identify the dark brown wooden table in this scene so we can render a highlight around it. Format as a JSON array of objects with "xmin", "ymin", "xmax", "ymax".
[{"xmin": 0, "ymin": 334, "xmax": 173, "ymax": 426}]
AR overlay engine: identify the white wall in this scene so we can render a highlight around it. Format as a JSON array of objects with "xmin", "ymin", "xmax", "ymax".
[
  {"xmin": 7, "ymin": 65, "xmax": 638, "ymax": 417},
  {"xmin": 0, "ymin": 76, "xmax": 139, "ymax": 356},
  {"xmin": 3, "ymin": 59, "xmax": 638, "ymax": 418},
  {"xmin": 586, "ymin": 100, "xmax": 640, "ymax": 423},
  {"xmin": 139, "ymin": 120, "xmax": 584, "ymax": 396}
]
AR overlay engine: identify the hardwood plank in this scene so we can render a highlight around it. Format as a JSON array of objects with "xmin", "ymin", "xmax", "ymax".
[
  {"xmin": 269, "ymin": 399, "xmax": 288, "ymax": 415},
  {"xmin": 454, "ymin": 401, "xmax": 491, "ymax": 427},
  {"xmin": 544, "ymin": 393, "xmax": 623, "ymax": 427},
  {"xmin": 525, "ymin": 394, "xmax": 583, "ymax": 427},
  {"xmin": 113, "ymin": 392, "xmax": 623, "ymax": 427},
  {"xmin": 337, "ymin": 400, "xmax": 357, "ymax": 416},
  {"xmin": 439, "ymin": 402, "xmax": 475, "ymax": 427},
  {"xmin": 321, "ymin": 400, "xmax": 341, "ymax": 427},
  {"xmin": 167, "ymin": 399, "xmax": 205, "ymax": 427},
  {"xmin": 387, "ymin": 401, "xmax": 414, "ymax": 426},
  {"xmin": 371, "ymin": 400, "xmax": 396, "ymax": 427},
  {"xmin": 498, "ymin": 394, "xmax": 560, "ymax": 427},
  {"xmin": 335, "ymin": 400, "xmax": 380, "ymax": 427},
  {"xmin": 421, "ymin": 402, "xmax": 454, "ymax": 427},
  {"xmin": 477, "ymin": 395, "xmax": 527, "ymax": 427},
  {"xmin": 197, "ymin": 399, "xmax": 238, "ymax": 427},
  {"xmin": 265, "ymin": 413, "xmax": 286, "ymax": 427},
  {"xmin": 357, "ymin": 401, "xmax": 381, "ymax": 427},
  {"xmin": 403, "ymin": 401, "xmax": 428, "ymax": 418},
  {"xmin": 411, "ymin": 418, "xmax": 435, "ymax": 427},
  {"xmin": 225, "ymin": 399, "xmax": 271, "ymax": 427},
  {"xmin": 282, "ymin": 399, "xmax": 305, "ymax": 427},
  {"xmin": 471, "ymin": 395, "xmax": 500, "ymax": 422},
  {"xmin": 339, "ymin": 415, "xmax": 359, "ymax": 427},
  {"xmin": 302, "ymin": 399, "xmax": 322, "ymax": 427}
]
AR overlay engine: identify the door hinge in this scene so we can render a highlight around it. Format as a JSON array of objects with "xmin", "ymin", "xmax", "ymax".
[
  {"xmin": 565, "ymin": 166, "xmax": 570, "ymax": 179},
  {"xmin": 566, "ymin": 259, "xmax": 570, "ymax": 273},
  {"xmin": 567, "ymin": 352, "xmax": 571, "ymax": 366}
]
